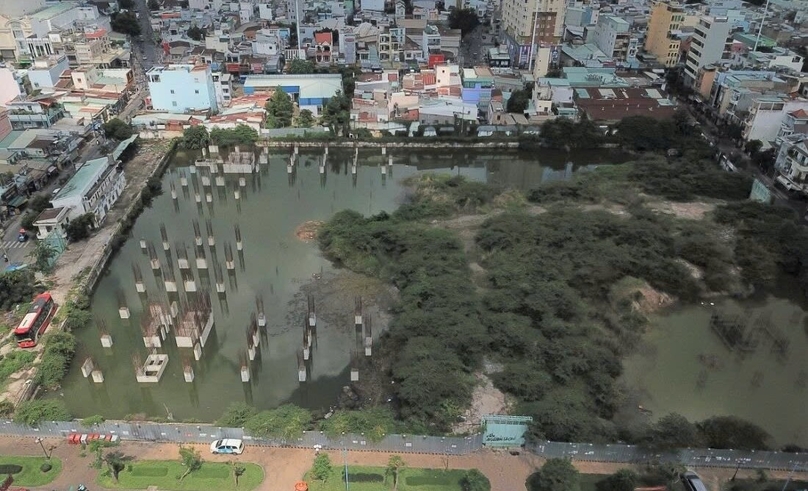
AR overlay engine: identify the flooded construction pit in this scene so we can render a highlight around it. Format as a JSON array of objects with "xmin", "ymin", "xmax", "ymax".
[
  {"xmin": 55, "ymin": 146, "xmax": 622, "ymax": 421},
  {"xmin": 622, "ymin": 284, "xmax": 808, "ymax": 447}
]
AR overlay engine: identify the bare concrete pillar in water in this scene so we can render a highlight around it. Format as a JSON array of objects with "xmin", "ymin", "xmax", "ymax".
[
  {"xmin": 241, "ymin": 366, "xmax": 250, "ymax": 382},
  {"xmin": 201, "ymin": 175, "xmax": 211, "ymax": 187},
  {"xmin": 248, "ymin": 345, "xmax": 256, "ymax": 361},
  {"xmin": 180, "ymin": 175, "xmax": 188, "ymax": 187},
  {"xmin": 196, "ymin": 257, "xmax": 207, "ymax": 270},
  {"xmin": 294, "ymin": 144, "xmax": 299, "ymax": 155},
  {"xmin": 382, "ymin": 146, "xmax": 386, "ymax": 155},
  {"xmin": 118, "ymin": 307, "xmax": 130, "ymax": 319},
  {"xmin": 81, "ymin": 358, "xmax": 94, "ymax": 378},
  {"xmin": 253, "ymin": 331, "xmax": 260, "ymax": 348},
  {"xmin": 91, "ymin": 370, "xmax": 104, "ymax": 383},
  {"xmin": 184, "ymin": 365, "xmax": 194, "ymax": 383},
  {"xmin": 140, "ymin": 238, "xmax": 147, "ymax": 250},
  {"xmin": 239, "ymin": 177, "xmax": 246, "ymax": 187},
  {"xmin": 195, "ymin": 192, "xmax": 202, "ymax": 203},
  {"xmin": 206, "ymin": 192, "xmax": 212, "ymax": 203},
  {"xmin": 216, "ymin": 281, "xmax": 225, "ymax": 293},
  {"xmin": 160, "ymin": 224, "xmax": 170, "ymax": 251},
  {"xmin": 351, "ymin": 368, "xmax": 359, "ymax": 382},
  {"xmin": 184, "ymin": 279, "xmax": 197, "ymax": 292},
  {"xmin": 206, "ymin": 219, "xmax": 215, "ymax": 247},
  {"xmin": 165, "ymin": 278, "xmax": 177, "ymax": 292},
  {"xmin": 298, "ymin": 367, "xmax": 306, "ymax": 382},
  {"xmin": 216, "ymin": 175, "xmax": 225, "ymax": 187},
  {"xmin": 234, "ymin": 188, "xmax": 241, "ymax": 200},
  {"xmin": 381, "ymin": 164, "xmax": 387, "ymax": 176},
  {"xmin": 365, "ymin": 337, "xmax": 372, "ymax": 357},
  {"xmin": 257, "ymin": 313, "xmax": 266, "ymax": 327},
  {"xmin": 193, "ymin": 342, "xmax": 202, "ymax": 361},
  {"xmin": 136, "ymin": 281, "xmax": 146, "ymax": 293},
  {"xmin": 303, "ymin": 346, "xmax": 310, "ymax": 361},
  {"xmin": 100, "ymin": 334, "xmax": 113, "ymax": 348}
]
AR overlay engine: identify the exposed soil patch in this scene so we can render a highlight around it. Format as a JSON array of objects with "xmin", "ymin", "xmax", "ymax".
[
  {"xmin": 294, "ymin": 221, "xmax": 324, "ymax": 242},
  {"xmin": 646, "ymin": 200, "xmax": 718, "ymax": 220},
  {"xmin": 453, "ymin": 372, "xmax": 510, "ymax": 434}
]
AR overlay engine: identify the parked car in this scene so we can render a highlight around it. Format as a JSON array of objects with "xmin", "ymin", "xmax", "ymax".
[
  {"xmin": 51, "ymin": 187, "xmax": 61, "ymax": 198},
  {"xmin": 17, "ymin": 229, "xmax": 28, "ymax": 242},
  {"xmin": 210, "ymin": 439, "xmax": 244, "ymax": 455}
]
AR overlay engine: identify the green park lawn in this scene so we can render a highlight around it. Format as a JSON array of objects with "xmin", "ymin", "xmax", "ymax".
[
  {"xmin": 0, "ymin": 456, "xmax": 62, "ymax": 486},
  {"xmin": 96, "ymin": 460, "xmax": 264, "ymax": 491},
  {"xmin": 305, "ymin": 466, "xmax": 467, "ymax": 491}
]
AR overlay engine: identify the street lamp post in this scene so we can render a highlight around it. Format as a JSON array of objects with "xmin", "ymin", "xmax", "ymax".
[
  {"xmin": 341, "ymin": 447, "xmax": 349, "ymax": 491},
  {"xmin": 35, "ymin": 438, "xmax": 51, "ymax": 459}
]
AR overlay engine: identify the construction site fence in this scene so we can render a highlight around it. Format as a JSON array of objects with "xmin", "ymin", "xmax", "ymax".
[{"xmin": 2, "ymin": 420, "xmax": 808, "ymax": 471}]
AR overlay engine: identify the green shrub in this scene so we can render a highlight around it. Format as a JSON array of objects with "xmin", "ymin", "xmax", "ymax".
[
  {"xmin": 131, "ymin": 466, "xmax": 169, "ymax": 477},
  {"xmin": 40, "ymin": 463, "xmax": 52, "ymax": 473},
  {"xmin": 34, "ymin": 332, "xmax": 76, "ymax": 389},
  {"xmin": 81, "ymin": 414, "xmax": 105, "ymax": 427},
  {"xmin": 0, "ymin": 464, "xmax": 23, "ymax": 474},
  {"xmin": 345, "ymin": 473, "xmax": 383, "ymax": 483}
]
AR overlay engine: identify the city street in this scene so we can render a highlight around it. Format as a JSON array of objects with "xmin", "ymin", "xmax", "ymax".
[{"xmin": 458, "ymin": 24, "xmax": 495, "ymax": 67}]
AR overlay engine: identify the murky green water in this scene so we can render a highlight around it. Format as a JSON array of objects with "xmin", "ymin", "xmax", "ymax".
[
  {"xmin": 622, "ymin": 286, "xmax": 808, "ymax": 446},
  {"xmin": 56, "ymin": 146, "xmax": 620, "ymax": 420}
]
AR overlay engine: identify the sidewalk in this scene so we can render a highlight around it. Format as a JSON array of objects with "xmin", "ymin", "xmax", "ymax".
[{"xmin": 3, "ymin": 436, "xmax": 808, "ymax": 491}]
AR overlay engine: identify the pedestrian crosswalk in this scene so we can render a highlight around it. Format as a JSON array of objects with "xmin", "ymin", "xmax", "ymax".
[{"xmin": 1, "ymin": 240, "xmax": 31, "ymax": 249}]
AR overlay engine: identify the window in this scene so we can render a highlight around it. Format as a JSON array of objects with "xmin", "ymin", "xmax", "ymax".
[
  {"xmin": 172, "ymin": 101, "xmax": 178, "ymax": 107},
  {"xmin": 170, "ymin": 89, "xmax": 175, "ymax": 94},
  {"xmin": 195, "ymin": 89, "xmax": 199, "ymax": 94}
]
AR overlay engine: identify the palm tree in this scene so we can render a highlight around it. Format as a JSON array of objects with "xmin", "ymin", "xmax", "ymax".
[
  {"xmin": 385, "ymin": 455, "xmax": 405, "ymax": 491},
  {"xmin": 104, "ymin": 451, "xmax": 133, "ymax": 482}
]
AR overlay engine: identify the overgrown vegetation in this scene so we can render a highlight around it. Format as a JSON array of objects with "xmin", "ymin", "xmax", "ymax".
[
  {"xmin": 34, "ymin": 331, "xmax": 77, "ymax": 389},
  {"xmin": 103, "ymin": 118, "xmax": 134, "ymax": 141},
  {"xmin": 14, "ymin": 399, "xmax": 71, "ymax": 426},
  {"xmin": 210, "ymin": 125, "xmax": 259, "ymax": 147},
  {"xmin": 0, "ymin": 269, "xmax": 39, "ymax": 310},
  {"xmin": 65, "ymin": 213, "xmax": 96, "ymax": 242}
]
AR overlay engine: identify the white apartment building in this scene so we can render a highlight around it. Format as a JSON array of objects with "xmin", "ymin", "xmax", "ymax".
[
  {"xmin": 588, "ymin": 15, "xmax": 637, "ymax": 63},
  {"xmin": 51, "ymin": 155, "xmax": 126, "ymax": 225},
  {"xmin": 684, "ymin": 16, "xmax": 732, "ymax": 85},
  {"xmin": 212, "ymin": 72, "xmax": 233, "ymax": 108},
  {"xmin": 147, "ymin": 64, "xmax": 218, "ymax": 113}
]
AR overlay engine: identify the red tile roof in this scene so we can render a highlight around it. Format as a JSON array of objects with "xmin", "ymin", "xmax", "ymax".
[{"xmin": 790, "ymin": 109, "xmax": 808, "ymax": 119}]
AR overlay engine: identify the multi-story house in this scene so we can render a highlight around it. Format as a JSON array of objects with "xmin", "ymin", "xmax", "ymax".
[
  {"xmin": 684, "ymin": 16, "xmax": 732, "ymax": 86},
  {"xmin": 588, "ymin": 15, "xmax": 637, "ymax": 64},
  {"xmin": 147, "ymin": 64, "xmax": 218, "ymax": 113},
  {"xmin": 740, "ymin": 96, "xmax": 808, "ymax": 144},
  {"xmin": 774, "ymin": 134, "xmax": 808, "ymax": 194},
  {"xmin": 212, "ymin": 72, "xmax": 233, "ymax": 108},
  {"xmin": 644, "ymin": 0, "xmax": 685, "ymax": 67},
  {"xmin": 50, "ymin": 154, "xmax": 126, "ymax": 225},
  {"xmin": 775, "ymin": 109, "xmax": 808, "ymax": 146},
  {"xmin": 5, "ymin": 99, "xmax": 64, "ymax": 130}
]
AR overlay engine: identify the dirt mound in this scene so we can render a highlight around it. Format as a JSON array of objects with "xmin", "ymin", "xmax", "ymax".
[{"xmin": 294, "ymin": 221, "xmax": 324, "ymax": 242}]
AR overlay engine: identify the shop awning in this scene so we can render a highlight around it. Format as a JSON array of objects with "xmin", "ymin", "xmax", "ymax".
[{"xmin": 7, "ymin": 195, "xmax": 28, "ymax": 208}]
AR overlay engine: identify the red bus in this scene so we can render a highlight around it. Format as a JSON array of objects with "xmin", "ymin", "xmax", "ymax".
[{"xmin": 14, "ymin": 293, "xmax": 56, "ymax": 348}]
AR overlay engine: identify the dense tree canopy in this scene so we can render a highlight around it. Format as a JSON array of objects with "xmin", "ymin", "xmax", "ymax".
[
  {"xmin": 111, "ymin": 12, "xmax": 141, "ymax": 36},
  {"xmin": 187, "ymin": 25, "xmax": 205, "ymax": 41},
  {"xmin": 448, "ymin": 8, "xmax": 480, "ymax": 36},
  {"xmin": 102, "ymin": 118, "xmax": 134, "ymax": 140},
  {"xmin": 265, "ymin": 90, "xmax": 294, "ymax": 128},
  {"xmin": 0, "ymin": 270, "xmax": 37, "ymax": 310},
  {"xmin": 527, "ymin": 459, "xmax": 580, "ymax": 491},
  {"xmin": 288, "ymin": 59, "xmax": 316, "ymax": 74},
  {"xmin": 180, "ymin": 126, "xmax": 210, "ymax": 149}
]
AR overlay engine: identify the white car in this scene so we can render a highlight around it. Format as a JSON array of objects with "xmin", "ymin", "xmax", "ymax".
[{"xmin": 210, "ymin": 439, "xmax": 244, "ymax": 455}]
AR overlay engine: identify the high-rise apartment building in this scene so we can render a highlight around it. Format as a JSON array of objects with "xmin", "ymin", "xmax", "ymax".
[
  {"xmin": 644, "ymin": 0, "xmax": 685, "ymax": 67},
  {"xmin": 684, "ymin": 16, "xmax": 732, "ymax": 85},
  {"xmin": 501, "ymin": 0, "xmax": 566, "ymax": 68}
]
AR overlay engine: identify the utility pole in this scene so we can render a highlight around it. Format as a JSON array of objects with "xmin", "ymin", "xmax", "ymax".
[
  {"xmin": 753, "ymin": 0, "xmax": 771, "ymax": 52},
  {"xmin": 780, "ymin": 463, "xmax": 799, "ymax": 491}
]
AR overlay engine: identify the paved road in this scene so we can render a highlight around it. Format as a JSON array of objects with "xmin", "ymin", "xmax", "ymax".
[{"xmin": 458, "ymin": 24, "xmax": 496, "ymax": 67}]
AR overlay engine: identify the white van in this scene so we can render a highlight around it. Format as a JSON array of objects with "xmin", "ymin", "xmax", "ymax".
[{"xmin": 210, "ymin": 439, "xmax": 245, "ymax": 455}]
